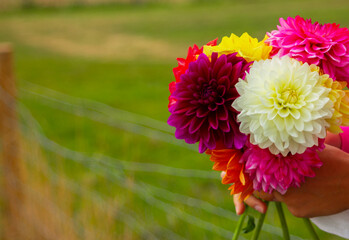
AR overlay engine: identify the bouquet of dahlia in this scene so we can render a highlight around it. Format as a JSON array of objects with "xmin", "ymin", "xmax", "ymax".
[{"xmin": 167, "ymin": 16, "xmax": 349, "ymax": 238}]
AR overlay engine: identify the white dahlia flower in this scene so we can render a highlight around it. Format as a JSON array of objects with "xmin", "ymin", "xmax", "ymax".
[{"xmin": 232, "ymin": 56, "xmax": 333, "ymax": 156}]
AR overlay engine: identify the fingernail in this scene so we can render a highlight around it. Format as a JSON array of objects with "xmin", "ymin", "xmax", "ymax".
[
  {"xmin": 235, "ymin": 207, "xmax": 241, "ymax": 215},
  {"xmin": 254, "ymin": 205, "xmax": 264, "ymax": 213}
]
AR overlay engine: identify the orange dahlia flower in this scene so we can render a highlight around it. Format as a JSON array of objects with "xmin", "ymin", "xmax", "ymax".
[{"xmin": 206, "ymin": 148, "xmax": 253, "ymax": 200}]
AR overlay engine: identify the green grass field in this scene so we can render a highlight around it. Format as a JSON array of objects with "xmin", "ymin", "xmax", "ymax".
[{"xmin": 0, "ymin": 0, "xmax": 348, "ymax": 239}]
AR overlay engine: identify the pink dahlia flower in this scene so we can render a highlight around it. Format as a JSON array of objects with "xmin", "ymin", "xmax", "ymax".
[
  {"xmin": 266, "ymin": 16, "xmax": 349, "ymax": 83},
  {"xmin": 241, "ymin": 140, "xmax": 325, "ymax": 194},
  {"xmin": 168, "ymin": 52, "xmax": 250, "ymax": 153}
]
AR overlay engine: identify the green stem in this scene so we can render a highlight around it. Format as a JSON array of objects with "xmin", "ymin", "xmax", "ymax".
[
  {"xmin": 275, "ymin": 202, "xmax": 290, "ymax": 240},
  {"xmin": 251, "ymin": 201, "xmax": 269, "ymax": 240},
  {"xmin": 232, "ymin": 206, "xmax": 249, "ymax": 240},
  {"xmin": 303, "ymin": 218, "xmax": 320, "ymax": 240}
]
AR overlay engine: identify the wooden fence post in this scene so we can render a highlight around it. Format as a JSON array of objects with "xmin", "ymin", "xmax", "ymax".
[{"xmin": 0, "ymin": 43, "xmax": 23, "ymax": 240}]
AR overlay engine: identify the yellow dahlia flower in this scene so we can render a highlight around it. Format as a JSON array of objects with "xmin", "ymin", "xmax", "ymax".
[
  {"xmin": 232, "ymin": 56, "xmax": 334, "ymax": 156},
  {"xmin": 321, "ymin": 77, "xmax": 349, "ymax": 133},
  {"xmin": 203, "ymin": 32, "xmax": 272, "ymax": 62},
  {"xmin": 340, "ymin": 93, "xmax": 349, "ymax": 126}
]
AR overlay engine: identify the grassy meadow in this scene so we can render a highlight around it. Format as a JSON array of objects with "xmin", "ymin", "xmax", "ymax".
[{"xmin": 0, "ymin": 0, "xmax": 348, "ymax": 239}]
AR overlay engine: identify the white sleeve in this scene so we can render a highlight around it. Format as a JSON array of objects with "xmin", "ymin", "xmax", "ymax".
[{"xmin": 310, "ymin": 210, "xmax": 349, "ymax": 239}]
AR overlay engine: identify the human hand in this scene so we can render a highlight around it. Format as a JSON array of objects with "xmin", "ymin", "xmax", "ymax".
[
  {"xmin": 221, "ymin": 171, "xmax": 273, "ymax": 215},
  {"xmin": 230, "ymin": 143, "xmax": 349, "ymax": 218},
  {"xmin": 272, "ymin": 144, "xmax": 349, "ymax": 218}
]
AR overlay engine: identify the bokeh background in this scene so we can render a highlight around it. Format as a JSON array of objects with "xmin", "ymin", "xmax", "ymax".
[{"xmin": 0, "ymin": 0, "xmax": 348, "ymax": 239}]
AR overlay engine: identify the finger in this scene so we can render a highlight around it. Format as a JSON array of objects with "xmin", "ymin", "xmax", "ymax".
[
  {"xmin": 233, "ymin": 194, "xmax": 246, "ymax": 215},
  {"xmin": 272, "ymin": 191, "xmax": 285, "ymax": 202},
  {"xmin": 253, "ymin": 191, "xmax": 275, "ymax": 201},
  {"xmin": 220, "ymin": 171, "xmax": 226, "ymax": 179},
  {"xmin": 245, "ymin": 195, "xmax": 268, "ymax": 214},
  {"xmin": 324, "ymin": 132, "xmax": 341, "ymax": 148}
]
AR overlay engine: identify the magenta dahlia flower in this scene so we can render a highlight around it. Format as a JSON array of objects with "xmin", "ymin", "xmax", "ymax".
[
  {"xmin": 241, "ymin": 140, "xmax": 325, "ymax": 194},
  {"xmin": 167, "ymin": 52, "xmax": 250, "ymax": 153},
  {"xmin": 266, "ymin": 16, "xmax": 349, "ymax": 83}
]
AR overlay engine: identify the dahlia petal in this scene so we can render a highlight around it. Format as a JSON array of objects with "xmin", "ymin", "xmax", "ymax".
[
  {"xmin": 198, "ymin": 59, "xmax": 210, "ymax": 79},
  {"xmin": 332, "ymin": 44, "xmax": 346, "ymax": 56},
  {"xmin": 289, "ymin": 109, "xmax": 301, "ymax": 119},
  {"xmin": 217, "ymin": 106, "xmax": 228, "ymax": 121},
  {"xmin": 262, "ymin": 181, "xmax": 269, "ymax": 193},
  {"xmin": 219, "ymin": 120, "xmax": 230, "ymax": 132},
  {"xmin": 208, "ymin": 102, "xmax": 218, "ymax": 111},
  {"xmin": 209, "ymin": 112, "xmax": 219, "ymax": 130},
  {"xmin": 178, "ymin": 116, "xmax": 193, "ymax": 130},
  {"xmin": 196, "ymin": 106, "xmax": 209, "ymax": 118},
  {"xmin": 173, "ymin": 102, "xmax": 194, "ymax": 114},
  {"xmin": 277, "ymin": 187, "xmax": 287, "ymax": 195},
  {"xmin": 303, "ymin": 122, "xmax": 314, "ymax": 132},
  {"xmin": 294, "ymin": 119, "xmax": 304, "ymax": 131},
  {"xmin": 188, "ymin": 60, "xmax": 199, "ymax": 73},
  {"xmin": 217, "ymin": 62, "xmax": 232, "ymax": 80},
  {"xmin": 327, "ymin": 51, "xmax": 341, "ymax": 63},
  {"xmin": 294, "ymin": 133, "xmax": 306, "ymax": 144},
  {"xmin": 174, "ymin": 128, "xmax": 187, "ymax": 140},
  {"xmin": 233, "ymin": 132, "xmax": 247, "ymax": 149},
  {"xmin": 206, "ymin": 134, "xmax": 216, "ymax": 150},
  {"xmin": 189, "ymin": 117, "xmax": 206, "ymax": 134},
  {"xmin": 222, "ymin": 132, "xmax": 234, "ymax": 150},
  {"xmin": 176, "ymin": 57, "xmax": 186, "ymax": 67},
  {"xmin": 267, "ymin": 109, "xmax": 278, "ymax": 120},
  {"xmin": 175, "ymin": 89, "xmax": 192, "ymax": 98},
  {"xmin": 231, "ymin": 61, "xmax": 243, "ymax": 81},
  {"xmin": 215, "ymin": 97, "xmax": 225, "ymax": 105},
  {"xmin": 217, "ymin": 76, "xmax": 230, "ymax": 90},
  {"xmin": 185, "ymin": 106, "xmax": 199, "ymax": 116},
  {"xmin": 239, "ymin": 169, "xmax": 246, "ymax": 185},
  {"xmin": 217, "ymin": 85, "xmax": 226, "ymax": 97},
  {"xmin": 282, "ymin": 35, "xmax": 300, "ymax": 47},
  {"xmin": 167, "ymin": 114, "xmax": 178, "ymax": 127},
  {"xmin": 212, "ymin": 54, "xmax": 226, "ymax": 78},
  {"xmin": 253, "ymin": 180, "xmax": 260, "ymax": 192},
  {"xmin": 184, "ymin": 131, "xmax": 199, "ymax": 144},
  {"xmin": 198, "ymin": 140, "xmax": 207, "ymax": 153},
  {"xmin": 212, "ymin": 162, "xmax": 227, "ymax": 171}
]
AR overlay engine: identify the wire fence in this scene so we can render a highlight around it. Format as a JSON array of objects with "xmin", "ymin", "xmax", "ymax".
[
  {"xmin": 18, "ymin": 85, "xmax": 239, "ymax": 240},
  {"xmin": 0, "ymin": 78, "xmax": 305, "ymax": 240}
]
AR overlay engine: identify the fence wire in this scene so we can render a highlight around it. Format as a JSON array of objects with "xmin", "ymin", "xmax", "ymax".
[
  {"xmin": 19, "ymin": 105, "xmax": 240, "ymax": 239},
  {"xmin": 0, "ymin": 82, "xmax": 305, "ymax": 240},
  {"xmin": 20, "ymin": 81, "xmax": 196, "ymax": 151}
]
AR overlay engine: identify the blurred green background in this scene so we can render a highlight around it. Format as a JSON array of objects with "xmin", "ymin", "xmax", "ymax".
[{"xmin": 0, "ymin": 0, "xmax": 348, "ymax": 239}]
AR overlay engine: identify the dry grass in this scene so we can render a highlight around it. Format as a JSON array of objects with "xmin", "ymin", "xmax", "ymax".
[
  {"xmin": 19, "ymin": 138, "xmax": 79, "ymax": 240},
  {"xmin": 0, "ymin": 128, "xmax": 121, "ymax": 240},
  {"xmin": 0, "ymin": 0, "xmax": 189, "ymax": 10},
  {"xmin": 1, "ymin": 18, "xmax": 182, "ymax": 61}
]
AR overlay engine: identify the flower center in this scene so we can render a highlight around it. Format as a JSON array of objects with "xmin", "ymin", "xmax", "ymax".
[
  {"xmin": 201, "ymin": 85, "xmax": 214, "ymax": 99},
  {"xmin": 281, "ymin": 88, "xmax": 298, "ymax": 104}
]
